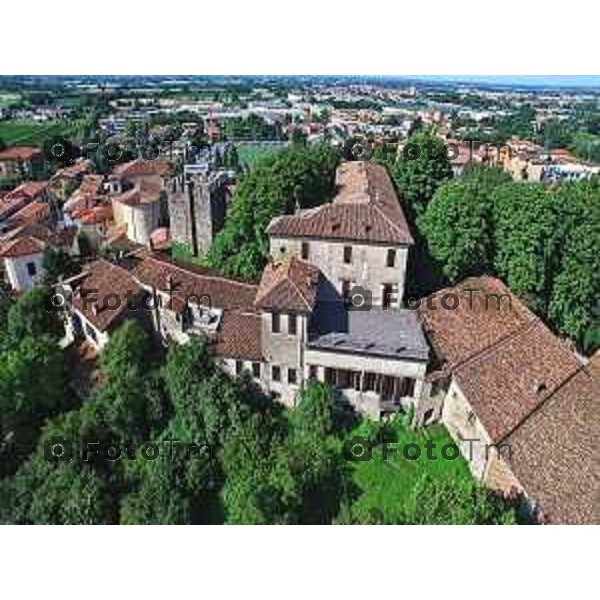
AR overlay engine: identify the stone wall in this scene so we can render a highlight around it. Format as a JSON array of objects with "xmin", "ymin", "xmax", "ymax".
[
  {"xmin": 167, "ymin": 171, "xmax": 229, "ymax": 256},
  {"xmin": 269, "ymin": 235, "xmax": 409, "ymax": 307}
]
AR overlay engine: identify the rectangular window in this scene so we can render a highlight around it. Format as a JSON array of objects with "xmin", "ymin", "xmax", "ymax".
[
  {"xmin": 343, "ymin": 246, "xmax": 352, "ymax": 264},
  {"xmin": 308, "ymin": 365, "xmax": 318, "ymax": 380},
  {"xmin": 301, "ymin": 242, "xmax": 310, "ymax": 260},
  {"xmin": 235, "ymin": 360, "xmax": 243, "ymax": 376},
  {"xmin": 272, "ymin": 365, "xmax": 281, "ymax": 382},
  {"xmin": 363, "ymin": 372, "xmax": 377, "ymax": 392},
  {"xmin": 399, "ymin": 377, "xmax": 416, "ymax": 397},
  {"xmin": 271, "ymin": 312, "xmax": 280, "ymax": 333},
  {"xmin": 252, "ymin": 362, "xmax": 261, "ymax": 378},
  {"xmin": 386, "ymin": 249, "xmax": 396, "ymax": 267},
  {"xmin": 288, "ymin": 368, "xmax": 297, "ymax": 385},
  {"xmin": 26, "ymin": 262, "xmax": 37, "ymax": 276},
  {"xmin": 382, "ymin": 284, "xmax": 394, "ymax": 309},
  {"xmin": 324, "ymin": 367, "xmax": 335, "ymax": 386},
  {"xmin": 288, "ymin": 314, "xmax": 297, "ymax": 335}
]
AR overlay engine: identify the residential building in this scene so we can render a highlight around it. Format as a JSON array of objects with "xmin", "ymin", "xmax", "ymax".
[
  {"xmin": 0, "ymin": 146, "xmax": 43, "ymax": 180},
  {"xmin": 0, "ymin": 235, "xmax": 46, "ymax": 291},
  {"xmin": 62, "ymin": 259, "xmax": 145, "ymax": 350},
  {"xmin": 418, "ymin": 276, "xmax": 598, "ymax": 524},
  {"xmin": 266, "ymin": 161, "xmax": 414, "ymax": 308}
]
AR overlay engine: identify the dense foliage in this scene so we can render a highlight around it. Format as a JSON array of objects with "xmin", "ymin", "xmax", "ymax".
[
  {"xmin": 0, "ymin": 308, "xmax": 517, "ymax": 524},
  {"xmin": 203, "ymin": 144, "xmax": 340, "ymax": 279},
  {"xmin": 391, "ymin": 129, "xmax": 454, "ymax": 218},
  {"xmin": 419, "ymin": 166, "xmax": 600, "ymax": 352}
]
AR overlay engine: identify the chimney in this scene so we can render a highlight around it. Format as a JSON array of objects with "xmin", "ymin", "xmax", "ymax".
[
  {"xmin": 92, "ymin": 303, "xmax": 98, "ymax": 316},
  {"xmin": 166, "ymin": 273, "xmax": 173, "ymax": 290}
]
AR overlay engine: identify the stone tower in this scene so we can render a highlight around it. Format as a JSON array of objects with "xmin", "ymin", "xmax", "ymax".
[{"xmin": 168, "ymin": 168, "xmax": 229, "ymax": 256}]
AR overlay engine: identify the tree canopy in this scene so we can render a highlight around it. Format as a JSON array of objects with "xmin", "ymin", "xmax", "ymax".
[{"xmin": 203, "ymin": 144, "xmax": 339, "ymax": 279}]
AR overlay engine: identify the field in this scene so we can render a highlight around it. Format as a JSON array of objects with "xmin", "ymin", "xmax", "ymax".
[
  {"xmin": 0, "ymin": 92, "xmax": 21, "ymax": 108},
  {"xmin": 236, "ymin": 143, "xmax": 286, "ymax": 169},
  {"xmin": 0, "ymin": 118, "xmax": 81, "ymax": 146},
  {"xmin": 347, "ymin": 415, "xmax": 473, "ymax": 522}
]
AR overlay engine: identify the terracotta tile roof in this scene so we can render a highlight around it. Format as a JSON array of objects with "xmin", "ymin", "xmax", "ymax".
[
  {"xmin": 0, "ymin": 181, "xmax": 49, "ymax": 221},
  {"xmin": 64, "ymin": 175, "xmax": 105, "ymax": 215},
  {"xmin": 266, "ymin": 161, "xmax": 414, "ymax": 245},
  {"xmin": 113, "ymin": 158, "xmax": 171, "ymax": 180},
  {"xmin": 71, "ymin": 259, "xmax": 142, "ymax": 333},
  {"xmin": 419, "ymin": 276, "xmax": 536, "ymax": 369},
  {"xmin": 50, "ymin": 159, "xmax": 93, "ymax": 181},
  {"xmin": 131, "ymin": 254, "xmax": 258, "ymax": 314},
  {"xmin": 112, "ymin": 179, "xmax": 162, "ymax": 207},
  {"xmin": 0, "ymin": 146, "xmax": 41, "ymax": 162},
  {"xmin": 213, "ymin": 309, "xmax": 263, "ymax": 361},
  {"xmin": 454, "ymin": 319, "xmax": 581, "ymax": 442},
  {"xmin": 75, "ymin": 204, "xmax": 113, "ymax": 225},
  {"xmin": 255, "ymin": 256, "xmax": 320, "ymax": 312},
  {"xmin": 587, "ymin": 350, "xmax": 600, "ymax": 379},
  {"xmin": 0, "ymin": 234, "xmax": 45, "ymax": 258},
  {"xmin": 505, "ymin": 365, "xmax": 600, "ymax": 524},
  {"xmin": 6, "ymin": 180, "xmax": 48, "ymax": 200},
  {"xmin": 5, "ymin": 201, "xmax": 50, "ymax": 228},
  {"xmin": 419, "ymin": 275, "xmax": 581, "ymax": 441}
]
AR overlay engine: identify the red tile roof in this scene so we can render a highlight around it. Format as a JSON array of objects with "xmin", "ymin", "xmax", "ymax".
[
  {"xmin": 131, "ymin": 254, "xmax": 263, "ymax": 361},
  {"xmin": 419, "ymin": 276, "xmax": 536, "ymax": 369},
  {"xmin": 5, "ymin": 201, "xmax": 50, "ymax": 228},
  {"xmin": 505, "ymin": 365, "xmax": 600, "ymax": 524},
  {"xmin": 0, "ymin": 235, "xmax": 45, "ymax": 258},
  {"xmin": 213, "ymin": 310, "xmax": 263, "ymax": 361},
  {"xmin": 131, "ymin": 254, "xmax": 258, "ymax": 314},
  {"xmin": 419, "ymin": 276, "xmax": 581, "ymax": 442},
  {"xmin": 0, "ymin": 146, "xmax": 41, "ymax": 162},
  {"xmin": 255, "ymin": 256, "xmax": 320, "ymax": 312},
  {"xmin": 266, "ymin": 161, "xmax": 414, "ymax": 245},
  {"xmin": 453, "ymin": 319, "xmax": 580, "ymax": 442},
  {"xmin": 113, "ymin": 158, "xmax": 171, "ymax": 180},
  {"xmin": 0, "ymin": 181, "xmax": 49, "ymax": 221},
  {"xmin": 71, "ymin": 259, "xmax": 143, "ymax": 333}
]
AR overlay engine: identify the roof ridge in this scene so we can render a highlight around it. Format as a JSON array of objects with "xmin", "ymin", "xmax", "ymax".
[
  {"xmin": 454, "ymin": 317, "xmax": 541, "ymax": 373},
  {"xmin": 145, "ymin": 255, "xmax": 258, "ymax": 290},
  {"xmin": 499, "ymin": 360, "xmax": 590, "ymax": 445}
]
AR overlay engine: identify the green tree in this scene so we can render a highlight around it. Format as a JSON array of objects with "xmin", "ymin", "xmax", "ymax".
[
  {"xmin": 7, "ymin": 286, "xmax": 63, "ymax": 341},
  {"xmin": 419, "ymin": 165, "xmax": 511, "ymax": 282},
  {"xmin": 393, "ymin": 129, "xmax": 453, "ymax": 217},
  {"xmin": 204, "ymin": 144, "xmax": 339, "ymax": 279},
  {"xmin": 548, "ymin": 190, "xmax": 600, "ymax": 351},
  {"xmin": 491, "ymin": 183, "xmax": 561, "ymax": 314},
  {"xmin": 0, "ymin": 335, "xmax": 67, "ymax": 476}
]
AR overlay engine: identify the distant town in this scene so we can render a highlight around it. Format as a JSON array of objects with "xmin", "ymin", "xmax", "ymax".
[{"xmin": 0, "ymin": 75, "xmax": 597, "ymax": 525}]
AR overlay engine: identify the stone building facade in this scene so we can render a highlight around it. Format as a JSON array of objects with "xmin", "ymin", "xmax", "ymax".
[{"xmin": 167, "ymin": 168, "xmax": 230, "ymax": 257}]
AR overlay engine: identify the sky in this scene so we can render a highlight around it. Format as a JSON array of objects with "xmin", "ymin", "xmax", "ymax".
[{"xmin": 411, "ymin": 75, "xmax": 600, "ymax": 88}]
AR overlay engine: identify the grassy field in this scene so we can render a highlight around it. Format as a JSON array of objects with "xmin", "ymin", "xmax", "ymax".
[
  {"xmin": 347, "ymin": 415, "xmax": 473, "ymax": 522},
  {"xmin": 0, "ymin": 119, "xmax": 81, "ymax": 146},
  {"xmin": 236, "ymin": 144, "xmax": 285, "ymax": 169},
  {"xmin": 0, "ymin": 92, "xmax": 21, "ymax": 108}
]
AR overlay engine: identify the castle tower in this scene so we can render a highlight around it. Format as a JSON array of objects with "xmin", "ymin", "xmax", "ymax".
[{"xmin": 167, "ymin": 168, "xmax": 229, "ymax": 256}]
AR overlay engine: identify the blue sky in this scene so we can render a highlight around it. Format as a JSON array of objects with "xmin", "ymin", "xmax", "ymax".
[{"xmin": 411, "ymin": 75, "xmax": 600, "ymax": 88}]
